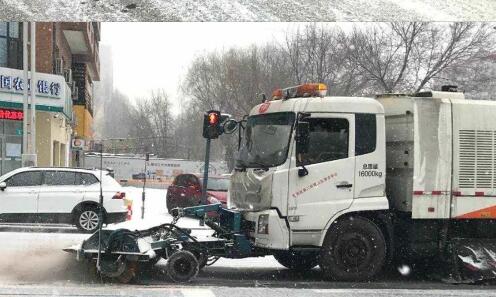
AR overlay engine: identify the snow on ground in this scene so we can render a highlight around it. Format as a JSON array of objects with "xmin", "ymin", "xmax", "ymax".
[
  {"xmin": 0, "ymin": 186, "xmax": 280, "ymax": 285},
  {"xmin": 0, "ymin": 0, "xmax": 494, "ymax": 21},
  {"xmin": 112, "ymin": 186, "xmax": 211, "ymax": 231}
]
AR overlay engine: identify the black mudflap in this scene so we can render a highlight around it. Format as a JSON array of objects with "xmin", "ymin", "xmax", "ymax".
[{"xmin": 443, "ymin": 238, "xmax": 496, "ymax": 284}]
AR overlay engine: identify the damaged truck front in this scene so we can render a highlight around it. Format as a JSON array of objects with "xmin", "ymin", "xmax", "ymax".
[
  {"xmin": 230, "ymin": 84, "xmax": 496, "ymax": 282},
  {"xmin": 66, "ymin": 83, "xmax": 496, "ymax": 284}
]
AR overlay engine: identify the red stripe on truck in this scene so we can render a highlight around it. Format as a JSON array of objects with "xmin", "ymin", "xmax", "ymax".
[{"xmin": 413, "ymin": 191, "xmax": 424, "ymax": 195}]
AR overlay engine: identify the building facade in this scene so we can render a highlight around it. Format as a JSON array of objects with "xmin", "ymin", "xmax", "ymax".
[
  {"xmin": 37, "ymin": 22, "xmax": 100, "ymax": 165},
  {"xmin": 0, "ymin": 22, "xmax": 100, "ymax": 174}
]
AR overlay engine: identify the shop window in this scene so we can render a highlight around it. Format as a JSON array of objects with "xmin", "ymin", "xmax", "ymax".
[
  {"xmin": 0, "ymin": 23, "xmax": 6, "ymax": 36},
  {"xmin": 4, "ymin": 120, "xmax": 22, "ymax": 136},
  {"xmin": 0, "ymin": 38, "xmax": 6, "ymax": 66},
  {"xmin": 0, "ymin": 22, "xmax": 22, "ymax": 69}
]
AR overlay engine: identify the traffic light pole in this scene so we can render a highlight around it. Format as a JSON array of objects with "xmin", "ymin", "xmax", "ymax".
[{"xmin": 201, "ymin": 138, "xmax": 211, "ymax": 205}]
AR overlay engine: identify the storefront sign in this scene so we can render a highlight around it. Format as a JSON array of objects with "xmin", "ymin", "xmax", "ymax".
[
  {"xmin": 0, "ymin": 108, "xmax": 23, "ymax": 121},
  {"xmin": 0, "ymin": 75, "xmax": 61, "ymax": 98},
  {"xmin": 0, "ymin": 67, "xmax": 71, "ymax": 120}
]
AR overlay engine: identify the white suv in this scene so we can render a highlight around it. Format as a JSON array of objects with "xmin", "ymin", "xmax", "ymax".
[{"xmin": 0, "ymin": 167, "xmax": 128, "ymax": 232}]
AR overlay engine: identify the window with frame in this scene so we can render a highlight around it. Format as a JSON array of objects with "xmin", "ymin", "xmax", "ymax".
[
  {"xmin": 44, "ymin": 171, "xmax": 77, "ymax": 186},
  {"xmin": 174, "ymin": 174, "xmax": 199, "ymax": 187},
  {"xmin": 76, "ymin": 173, "xmax": 99, "ymax": 185},
  {"xmin": 5, "ymin": 171, "xmax": 42, "ymax": 187},
  {"xmin": 297, "ymin": 118, "xmax": 349, "ymax": 166},
  {"xmin": 355, "ymin": 113, "xmax": 377, "ymax": 156},
  {"xmin": 0, "ymin": 22, "xmax": 22, "ymax": 69}
]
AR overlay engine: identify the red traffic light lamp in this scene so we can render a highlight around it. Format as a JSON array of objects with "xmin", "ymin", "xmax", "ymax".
[
  {"xmin": 208, "ymin": 112, "xmax": 219, "ymax": 125},
  {"xmin": 203, "ymin": 110, "xmax": 221, "ymax": 139}
]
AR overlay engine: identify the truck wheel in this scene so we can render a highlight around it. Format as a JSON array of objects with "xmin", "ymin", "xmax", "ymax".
[
  {"xmin": 75, "ymin": 206, "xmax": 102, "ymax": 233},
  {"xmin": 320, "ymin": 216, "xmax": 386, "ymax": 281},
  {"xmin": 273, "ymin": 250, "xmax": 319, "ymax": 271},
  {"xmin": 165, "ymin": 250, "xmax": 199, "ymax": 282}
]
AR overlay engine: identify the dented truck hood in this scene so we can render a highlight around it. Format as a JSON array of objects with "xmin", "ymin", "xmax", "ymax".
[{"xmin": 229, "ymin": 168, "xmax": 274, "ymax": 211}]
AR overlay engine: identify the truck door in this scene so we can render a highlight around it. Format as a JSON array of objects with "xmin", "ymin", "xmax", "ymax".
[{"xmin": 287, "ymin": 113, "xmax": 355, "ymax": 234}]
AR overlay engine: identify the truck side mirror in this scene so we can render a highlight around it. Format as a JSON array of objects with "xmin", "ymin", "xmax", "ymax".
[
  {"xmin": 0, "ymin": 182, "xmax": 6, "ymax": 191},
  {"xmin": 296, "ymin": 121, "xmax": 310, "ymax": 154}
]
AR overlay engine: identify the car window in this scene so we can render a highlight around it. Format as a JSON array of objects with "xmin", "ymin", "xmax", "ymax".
[
  {"xmin": 44, "ymin": 171, "xmax": 77, "ymax": 186},
  {"xmin": 200, "ymin": 178, "xmax": 229, "ymax": 191},
  {"xmin": 297, "ymin": 118, "xmax": 349, "ymax": 166},
  {"xmin": 76, "ymin": 173, "xmax": 99, "ymax": 185},
  {"xmin": 5, "ymin": 171, "xmax": 42, "ymax": 187},
  {"xmin": 174, "ymin": 174, "xmax": 198, "ymax": 187},
  {"xmin": 355, "ymin": 113, "xmax": 376, "ymax": 156}
]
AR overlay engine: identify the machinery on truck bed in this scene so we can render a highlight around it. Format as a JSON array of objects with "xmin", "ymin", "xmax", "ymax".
[{"xmin": 65, "ymin": 83, "xmax": 496, "ymax": 283}]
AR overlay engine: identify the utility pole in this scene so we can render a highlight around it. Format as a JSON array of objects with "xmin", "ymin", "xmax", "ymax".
[
  {"xmin": 21, "ymin": 21, "xmax": 37, "ymax": 167},
  {"xmin": 141, "ymin": 153, "xmax": 150, "ymax": 219},
  {"xmin": 30, "ymin": 22, "xmax": 36, "ymax": 161},
  {"xmin": 22, "ymin": 23, "xmax": 28, "ymax": 160},
  {"xmin": 201, "ymin": 138, "xmax": 211, "ymax": 205}
]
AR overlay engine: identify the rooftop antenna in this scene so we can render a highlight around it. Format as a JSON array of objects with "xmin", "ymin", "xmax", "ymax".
[{"xmin": 260, "ymin": 93, "xmax": 267, "ymax": 103}]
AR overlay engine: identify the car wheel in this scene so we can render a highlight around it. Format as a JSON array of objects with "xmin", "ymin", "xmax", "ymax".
[
  {"xmin": 76, "ymin": 206, "xmax": 102, "ymax": 233},
  {"xmin": 319, "ymin": 216, "xmax": 386, "ymax": 281}
]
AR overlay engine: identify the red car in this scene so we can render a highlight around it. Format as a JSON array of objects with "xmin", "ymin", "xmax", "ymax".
[{"xmin": 166, "ymin": 174, "xmax": 229, "ymax": 213}]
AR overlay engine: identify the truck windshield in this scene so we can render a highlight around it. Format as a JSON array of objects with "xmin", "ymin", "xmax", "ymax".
[{"xmin": 236, "ymin": 112, "xmax": 295, "ymax": 168}]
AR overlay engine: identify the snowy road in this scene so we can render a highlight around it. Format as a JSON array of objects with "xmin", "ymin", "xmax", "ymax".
[
  {"xmin": 0, "ymin": 187, "xmax": 496, "ymax": 295},
  {"xmin": 0, "ymin": 0, "xmax": 494, "ymax": 21},
  {"xmin": 1, "ymin": 286, "xmax": 496, "ymax": 297},
  {"xmin": 0, "ymin": 187, "xmax": 496, "ymax": 297}
]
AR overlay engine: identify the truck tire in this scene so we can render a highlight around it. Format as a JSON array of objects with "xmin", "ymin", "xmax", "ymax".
[
  {"xmin": 273, "ymin": 250, "xmax": 319, "ymax": 271},
  {"xmin": 320, "ymin": 216, "xmax": 386, "ymax": 281},
  {"xmin": 75, "ymin": 205, "xmax": 102, "ymax": 233},
  {"xmin": 165, "ymin": 250, "xmax": 199, "ymax": 282}
]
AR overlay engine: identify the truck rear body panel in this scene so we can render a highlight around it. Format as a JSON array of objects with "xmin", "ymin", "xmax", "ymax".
[{"xmin": 378, "ymin": 94, "xmax": 496, "ymax": 219}]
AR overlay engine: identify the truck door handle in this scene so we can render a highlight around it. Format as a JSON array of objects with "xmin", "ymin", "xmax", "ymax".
[{"xmin": 336, "ymin": 183, "xmax": 353, "ymax": 189}]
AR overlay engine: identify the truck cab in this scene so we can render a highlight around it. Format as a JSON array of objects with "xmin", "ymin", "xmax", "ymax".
[{"xmin": 229, "ymin": 83, "xmax": 390, "ymax": 280}]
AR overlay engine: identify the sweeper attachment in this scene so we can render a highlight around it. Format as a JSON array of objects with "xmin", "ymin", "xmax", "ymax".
[
  {"xmin": 63, "ymin": 203, "xmax": 258, "ymax": 283},
  {"xmin": 442, "ymin": 238, "xmax": 496, "ymax": 284}
]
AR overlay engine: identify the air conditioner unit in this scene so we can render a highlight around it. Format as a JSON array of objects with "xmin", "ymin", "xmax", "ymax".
[
  {"xmin": 55, "ymin": 58, "xmax": 64, "ymax": 75},
  {"xmin": 63, "ymin": 69, "xmax": 72, "ymax": 85}
]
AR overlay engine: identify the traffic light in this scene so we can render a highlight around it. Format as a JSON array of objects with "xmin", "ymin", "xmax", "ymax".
[{"xmin": 203, "ymin": 110, "xmax": 221, "ymax": 139}]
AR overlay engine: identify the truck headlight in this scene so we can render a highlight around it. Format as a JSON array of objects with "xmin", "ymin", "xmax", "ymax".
[{"xmin": 257, "ymin": 214, "xmax": 269, "ymax": 234}]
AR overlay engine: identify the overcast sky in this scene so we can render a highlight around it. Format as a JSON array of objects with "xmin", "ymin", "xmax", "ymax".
[{"xmin": 101, "ymin": 22, "xmax": 308, "ymax": 114}]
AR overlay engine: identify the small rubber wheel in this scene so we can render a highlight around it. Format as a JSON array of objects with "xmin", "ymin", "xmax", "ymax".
[
  {"xmin": 115, "ymin": 261, "xmax": 139, "ymax": 284},
  {"xmin": 273, "ymin": 250, "xmax": 319, "ymax": 271},
  {"xmin": 99, "ymin": 259, "xmax": 139, "ymax": 284},
  {"xmin": 319, "ymin": 216, "xmax": 386, "ymax": 281},
  {"xmin": 75, "ymin": 206, "xmax": 102, "ymax": 233},
  {"xmin": 165, "ymin": 251, "xmax": 199, "ymax": 282}
]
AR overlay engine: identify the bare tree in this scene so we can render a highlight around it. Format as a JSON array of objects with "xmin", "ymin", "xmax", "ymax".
[
  {"xmin": 127, "ymin": 90, "xmax": 174, "ymax": 157},
  {"xmin": 346, "ymin": 22, "xmax": 495, "ymax": 93},
  {"xmin": 346, "ymin": 22, "xmax": 425, "ymax": 93},
  {"xmin": 412, "ymin": 23, "xmax": 495, "ymax": 92},
  {"xmin": 177, "ymin": 22, "xmax": 495, "ymax": 167}
]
